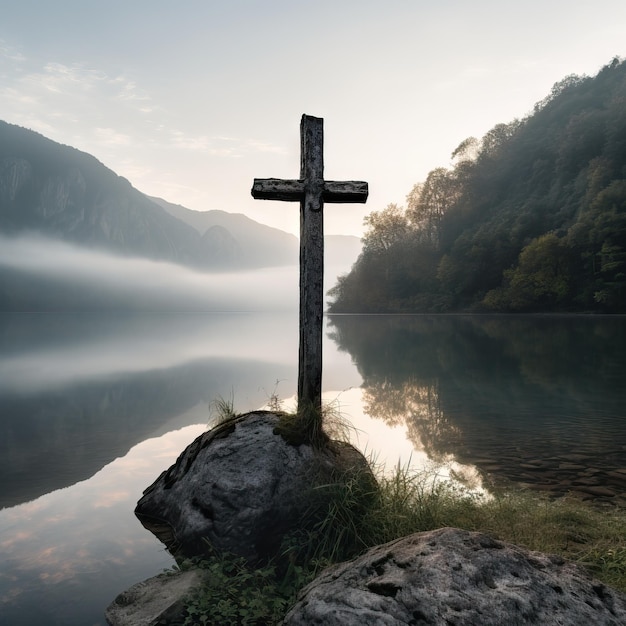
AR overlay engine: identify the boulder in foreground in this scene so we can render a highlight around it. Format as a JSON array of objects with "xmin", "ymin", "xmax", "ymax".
[
  {"xmin": 135, "ymin": 411, "xmax": 372, "ymax": 562},
  {"xmin": 283, "ymin": 527, "xmax": 626, "ymax": 626}
]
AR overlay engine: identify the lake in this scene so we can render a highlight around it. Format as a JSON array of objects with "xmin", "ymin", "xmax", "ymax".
[{"xmin": 1, "ymin": 312, "xmax": 625, "ymax": 625}]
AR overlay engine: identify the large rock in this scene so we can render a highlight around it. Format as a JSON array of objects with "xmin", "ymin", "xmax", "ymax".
[
  {"xmin": 135, "ymin": 411, "xmax": 372, "ymax": 562},
  {"xmin": 283, "ymin": 527, "xmax": 626, "ymax": 626}
]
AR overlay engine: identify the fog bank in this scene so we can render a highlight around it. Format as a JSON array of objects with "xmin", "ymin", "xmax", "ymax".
[{"xmin": 0, "ymin": 234, "xmax": 299, "ymax": 311}]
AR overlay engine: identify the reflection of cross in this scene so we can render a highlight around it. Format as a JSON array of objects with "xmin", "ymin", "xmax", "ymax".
[{"xmin": 252, "ymin": 114, "xmax": 368, "ymax": 414}]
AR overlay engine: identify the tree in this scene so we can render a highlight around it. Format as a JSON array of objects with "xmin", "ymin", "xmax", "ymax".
[
  {"xmin": 361, "ymin": 203, "xmax": 411, "ymax": 255},
  {"xmin": 406, "ymin": 167, "xmax": 458, "ymax": 248},
  {"xmin": 483, "ymin": 234, "xmax": 573, "ymax": 311},
  {"xmin": 451, "ymin": 137, "xmax": 480, "ymax": 163},
  {"xmin": 477, "ymin": 120, "xmax": 522, "ymax": 161}
]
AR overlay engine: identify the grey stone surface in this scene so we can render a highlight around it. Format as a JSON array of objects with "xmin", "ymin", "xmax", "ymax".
[
  {"xmin": 135, "ymin": 411, "xmax": 371, "ymax": 562},
  {"xmin": 105, "ymin": 569, "xmax": 203, "ymax": 626},
  {"xmin": 282, "ymin": 527, "xmax": 626, "ymax": 626}
]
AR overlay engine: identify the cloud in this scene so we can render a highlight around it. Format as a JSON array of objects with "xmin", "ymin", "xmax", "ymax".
[
  {"xmin": 171, "ymin": 131, "xmax": 223, "ymax": 153},
  {"xmin": 94, "ymin": 127, "xmax": 132, "ymax": 146},
  {"xmin": 114, "ymin": 78, "xmax": 152, "ymax": 103},
  {"xmin": 0, "ymin": 39, "xmax": 26, "ymax": 63},
  {"xmin": 21, "ymin": 62, "xmax": 108, "ymax": 94},
  {"xmin": 1, "ymin": 60, "xmax": 249, "ymax": 158},
  {"xmin": 0, "ymin": 61, "xmax": 154, "ymax": 138},
  {"xmin": 168, "ymin": 131, "xmax": 286, "ymax": 157}
]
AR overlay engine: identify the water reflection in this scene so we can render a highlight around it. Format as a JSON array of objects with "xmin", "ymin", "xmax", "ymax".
[
  {"xmin": 0, "ymin": 425, "xmax": 205, "ymax": 626},
  {"xmin": 1, "ymin": 312, "xmax": 625, "ymax": 624},
  {"xmin": 317, "ymin": 387, "xmax": 484, "ymax": 492},
  {"xmin": 0, "ymin": 312, "xmax": 301, "ymax": 509},
  {"xmin": 361, "ymin": 379, "xmax": 459, "ymax": 463},
  {"xmin": 329, "ymin": 314, "xmax": 626, "ymax": 503},
  {"xmin": 0, "ymin": 312, "xmax": 299, "ymax": 391}
]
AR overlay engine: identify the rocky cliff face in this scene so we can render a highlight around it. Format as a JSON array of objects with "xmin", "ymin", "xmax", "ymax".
[{"xmin": 0, "ymin": 157, "xmax": 34, "ymax": 206}]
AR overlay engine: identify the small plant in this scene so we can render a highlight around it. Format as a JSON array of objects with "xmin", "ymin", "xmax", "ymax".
[
  {"xmin": 588, "ymin": 547, "xmax": 626, "ymax": 589},
  {"xmin": 263, "ymin": 379, "xmax": 285, "ymax": 413},
  {"xmin": 272, "ymin": 400, "xmax": 326, "ymax": 447},
  {"xmin": 180, "ymin": 550, "xmax": 315, "ymax": 626},
  {"xmin": 319, "ymin": 396, "xmax": 356, "ymax": 443},
  {"xmin": 209, "ymin": 392, "xmax": 238, "ymax": 426}
]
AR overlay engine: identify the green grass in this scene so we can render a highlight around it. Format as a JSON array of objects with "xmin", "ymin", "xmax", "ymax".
[
  {"xmin": 182, "ymin": 400, "xmax": 626, "ymax": 625},
  {"xmin": 370, "ymin": 463, "xmax": 626, "ymax": 591}
]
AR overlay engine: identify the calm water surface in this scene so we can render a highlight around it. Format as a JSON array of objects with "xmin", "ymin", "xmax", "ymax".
[{"xmin": 1, "ymin": 312, "xmax": 625, "ymax": 625}]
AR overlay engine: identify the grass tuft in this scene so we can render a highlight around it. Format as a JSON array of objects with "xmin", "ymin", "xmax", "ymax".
[
  {"xmin": 208, "ymin": 393, "xmax": 239, "ymax": 426},
  {"xmin": 273, "ymin": 397, "xmax": 355, "ymax": 448}
]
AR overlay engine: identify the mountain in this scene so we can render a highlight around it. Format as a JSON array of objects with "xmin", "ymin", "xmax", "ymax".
[
  {"xmin": 329, "ymin": 58, "xmax": 626, "ymax": 314},
  {"xmin": 151, "ymin": 196, "xmax": 299, "ymax": 267},
  {"xmin": 0, "ymin": 121, "xmax": 220, "ymax": 267},
  {"xmin": 152, "ymin": 197, "xmax": 362, "ymax": 275}
]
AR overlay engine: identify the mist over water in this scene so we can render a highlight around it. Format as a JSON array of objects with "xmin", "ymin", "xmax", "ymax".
[{"xmin": 0, "ymin": 234, "xmax": 300, "ymax": 311}]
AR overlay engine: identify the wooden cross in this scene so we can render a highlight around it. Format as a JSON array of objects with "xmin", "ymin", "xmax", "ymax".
[{"xmin": 252, "ymin": 114, "xmax": 368, "ymax": 416}]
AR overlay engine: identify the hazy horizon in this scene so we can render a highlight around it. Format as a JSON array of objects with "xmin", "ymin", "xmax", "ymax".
[{"xmin": 0, "ymin": 232, "xmax": 361, "ymax": 313}]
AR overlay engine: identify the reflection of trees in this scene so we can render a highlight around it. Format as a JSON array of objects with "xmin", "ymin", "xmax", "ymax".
[
  {"xmin": 328, "ymin": 314, "xmax": 626, "ymax": 483},
  {"xmin": 362, "ymin": 378, "xmax": 460, "ymax": 461},
  {"xmin": 470, "ymin": 315, "xmax": 626, "ymax": 407}
]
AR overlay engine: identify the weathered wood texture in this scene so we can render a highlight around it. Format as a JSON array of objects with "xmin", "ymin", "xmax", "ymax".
[
  {"xmin": 251, "ymin": 179, "xmax": 368, "ymax": 203},
  {"xmin": 252, "ymin": 115, "xmax": 368, "ymax": 414}
]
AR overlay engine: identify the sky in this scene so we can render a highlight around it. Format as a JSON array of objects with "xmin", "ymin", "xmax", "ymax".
[{"xmin": 1, "ymin": 1, "xmax": 625, "ymax": 237}]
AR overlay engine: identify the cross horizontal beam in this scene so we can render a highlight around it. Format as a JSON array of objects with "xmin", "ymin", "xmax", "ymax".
[{"xmin": 252, "ymin": 179, "xmax": 369, "ymax": 204}]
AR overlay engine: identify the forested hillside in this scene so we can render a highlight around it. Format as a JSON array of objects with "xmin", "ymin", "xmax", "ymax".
[{"xmin": 328, "ymin": 58, "xmax": 626, "ymax": 313}]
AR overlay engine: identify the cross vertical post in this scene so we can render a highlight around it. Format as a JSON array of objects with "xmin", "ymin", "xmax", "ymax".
[
  {"xmin": 252, "ymin": 114, "xmax": 368, "ymax": 422},
  {"xmin": 299, "ymin": 116, "xmax": 324, "ymax": 417}
]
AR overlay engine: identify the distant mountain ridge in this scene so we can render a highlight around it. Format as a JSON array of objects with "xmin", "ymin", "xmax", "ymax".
[
  {"xmin": 150, "ymin": 196, "xmax": 299, "ymax": 267},
  {"xmin": 153, "ymin": 196, "xmax": 362, "ymax": 274}
]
